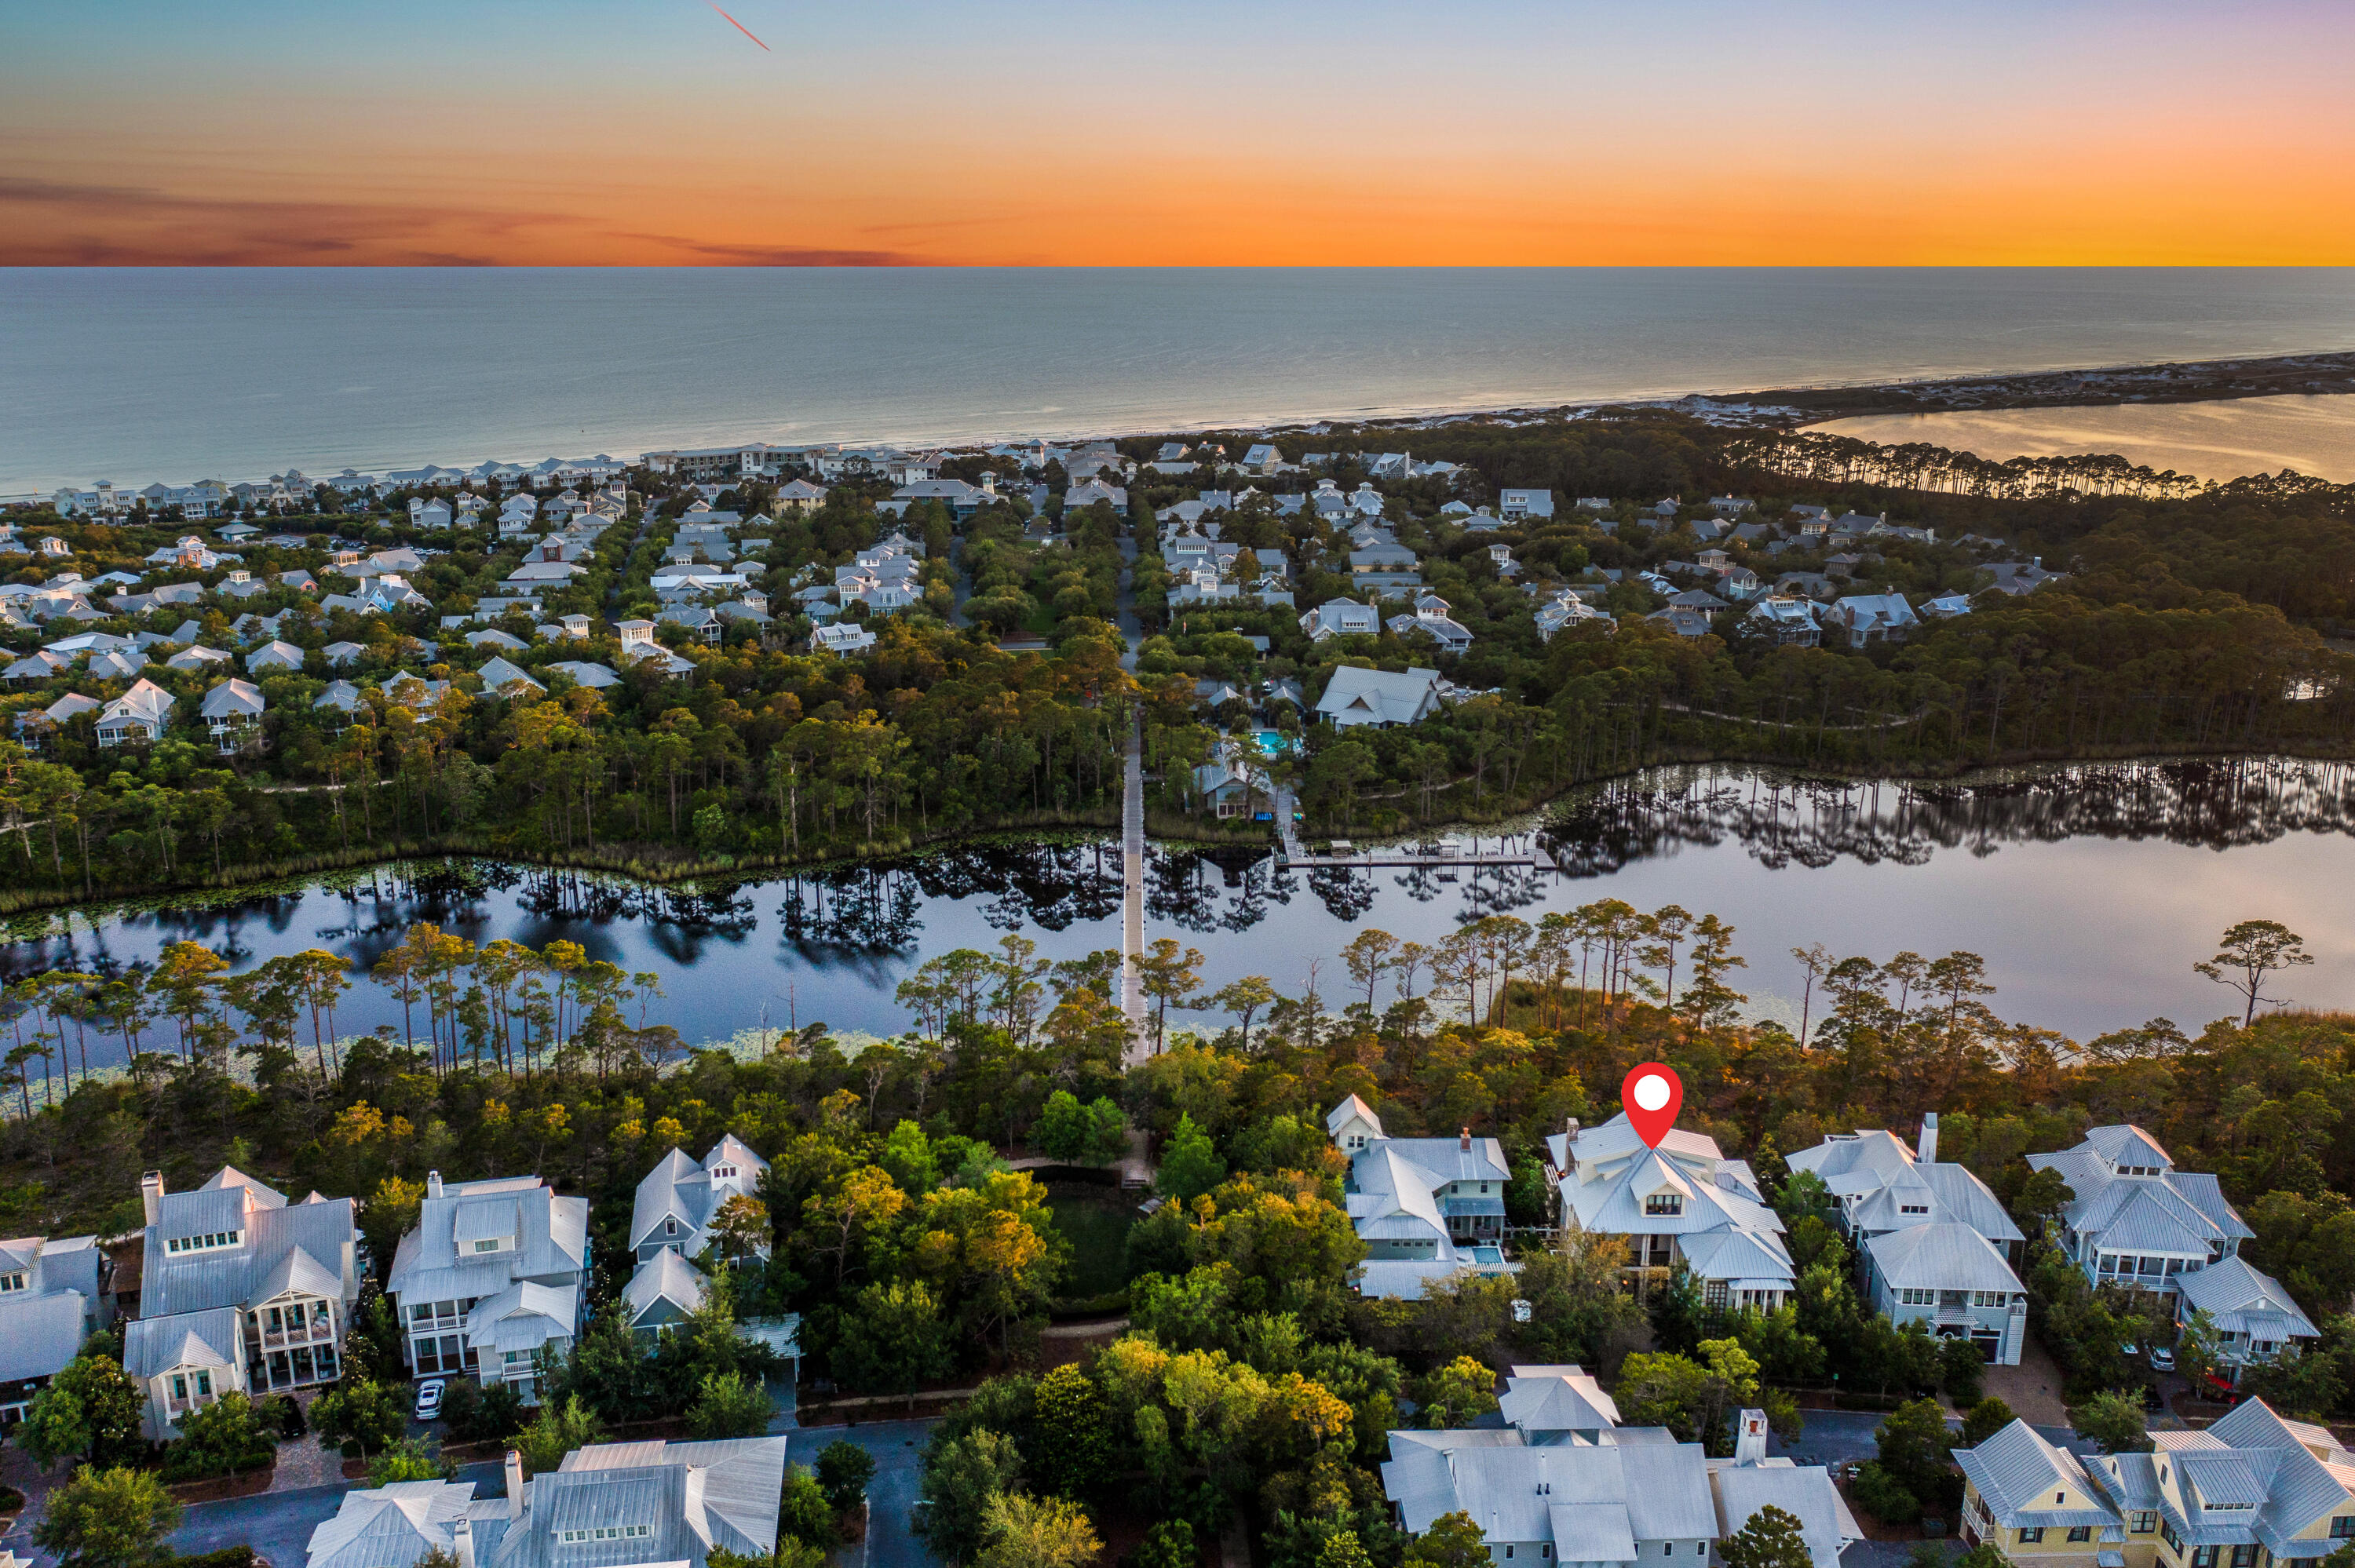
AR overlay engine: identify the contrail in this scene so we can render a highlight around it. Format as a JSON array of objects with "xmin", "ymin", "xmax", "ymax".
[{"xmin": 710, "ymin": 2, "xmax": 770, "ymax": 49}]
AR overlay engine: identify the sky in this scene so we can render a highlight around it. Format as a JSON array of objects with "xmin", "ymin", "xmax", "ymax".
[{"xmin": 5, "ymin": 1, "xmax": 2355, "ymax": 266}]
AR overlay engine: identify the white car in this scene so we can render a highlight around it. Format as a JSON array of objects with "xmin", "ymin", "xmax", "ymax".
[
  {"xmin": 414, "ymin": 1378, "xmax": 447, "ymax": 1421},
  {"xmin": 2150, "ymin": 1346, "xmax": 2176, "ymax": 1372}
]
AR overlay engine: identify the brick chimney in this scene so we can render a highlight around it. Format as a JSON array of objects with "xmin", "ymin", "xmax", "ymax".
[{"xmin": 141, "ymin": 1171, "xmax": 164, "ymax": 1228}]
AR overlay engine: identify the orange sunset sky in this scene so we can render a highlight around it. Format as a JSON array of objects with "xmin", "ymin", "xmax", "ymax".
[{"xmin": 7, "ymin": 0, "xmax": 2355, "ymax": 267}]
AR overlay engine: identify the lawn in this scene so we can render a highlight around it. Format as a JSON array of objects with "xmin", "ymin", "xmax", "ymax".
[{"xmin": 1046, "ymin": 1187, "xmax": 1138, "ymax": 1300}]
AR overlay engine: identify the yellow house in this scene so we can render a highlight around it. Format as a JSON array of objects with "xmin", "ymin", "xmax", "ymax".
[{"xmin": 1957, "ymin": 1402, "xmax": 2355, "ymax": 1568}]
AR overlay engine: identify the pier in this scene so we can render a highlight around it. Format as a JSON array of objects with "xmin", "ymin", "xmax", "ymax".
[{"xmin": 1271, "ymin": 786, "xmax": 1546, "ymax": 869}]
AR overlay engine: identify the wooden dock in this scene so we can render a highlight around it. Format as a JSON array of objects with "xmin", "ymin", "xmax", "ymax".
[{"xmin": 1269, "ymin": 784, "xmax": 1546, "ymax": 870}]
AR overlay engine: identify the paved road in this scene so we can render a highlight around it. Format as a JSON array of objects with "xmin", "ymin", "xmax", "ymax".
[
  {"xmin": 791, "ymin": 1418, "xmax": 940, "ymax": 1568},
  {"xmin": 167, "ymin": 1481, "xmax": 349, "ymax": 1568}
]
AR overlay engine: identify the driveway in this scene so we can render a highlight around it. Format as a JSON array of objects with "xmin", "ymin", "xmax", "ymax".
[
  {"xmin": 1979, "ymin": 1340, "xmax": 2072, "ymax": 1428},
  {"xmin": 790, "ymin": 1418, "xmax": 940, "ymax": 1568}
]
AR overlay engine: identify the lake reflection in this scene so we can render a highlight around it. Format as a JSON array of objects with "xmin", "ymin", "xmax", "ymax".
[{"xmin": 5, "ymin": 757, "xmax": 2354, "ymax": 1059}]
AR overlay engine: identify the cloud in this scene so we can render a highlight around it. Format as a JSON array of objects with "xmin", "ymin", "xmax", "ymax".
[
  {"xmin": 0, "ymin": 176, "xmax": 935, "ymax": 266},
  {"xmin": 619, "ymin": 235, "xmax": 925, "ymax": 266}
]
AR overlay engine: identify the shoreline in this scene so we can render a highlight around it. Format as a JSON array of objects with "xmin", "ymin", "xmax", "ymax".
[
  {"xmin": 5, "ymin": 738, "xmax": 2346, "ymax": 935},
  {"xmin": 12, "ymin": 350, "xmax": 2355, "ymax": 502}
]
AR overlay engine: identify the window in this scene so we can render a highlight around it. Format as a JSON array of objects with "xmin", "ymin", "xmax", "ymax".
[
  {"xmin": 1900, "ymin": 1203, "xmax": 1930, "ymax": 1215},
  {"xmin": 1645, "ymin": 1194, "xmax": 1682, "ymax": 1216},
  {"xmin": 195, "ymin": 1371, "xmax": 212, "ymax": 1398},
  {"xmin": 472, "ymin": 1238, "xmax": 501, "ymax": 1253},
  {"xmin": 2332, "ymin": 1519, "xmax": 2355, "ymax": 1541},
  {"xmin": 170, "ymin": 1374, "xmax": 188, "ymax": 1402},
  {"xmin": 558, "ymin": 1526, "xmax": 653, "ymax": 1544},
  {"xmin": 1973, "ymin": 1291, "xmax": 2010, "ymax": 1308},
  {"xmin": 2132, "ymin": 1513, "xmax": 2157, "ymax": 1534},
  {"xmin": 1504, "ymin": 1549, "xmax": 1514, "ymax": 1561},
  {"xmin": 165, "ymin": 1230, "xmax": 243, "ymax": 1256},
  {"xmin": 2191, "ymin": 1548, "xmax": 2218, "ymax": 1568},
  {"xmin": 2019, "ymin": 1530, "xmax": 2045, "ymax": 1544},
  {"xmin": 714, "ymin": 1165, "xmax": 736, "ymax": 1179},
  {"xmin": 2162, "ymin": 1522, "xmax": 2183, "ymax": 1553},
  {"xmin": 2229, "ymin": 1547, "xmax": 2257, "ymax": 1568},
  {"xmin": 0, "ymin": 1272, "xmax": 23, "ymax": 1293},
  {"xmin": 1542, "ymin": 1551, "xmax": 1552, "ymax": 1561},
  {"xmin": 1900, "ymin": 1288, "xmax": 1935, "ymax": 1306},
  {"xmin": 2069, "ymin": 1528, "xmax": 2093, "ymax": 1543}
]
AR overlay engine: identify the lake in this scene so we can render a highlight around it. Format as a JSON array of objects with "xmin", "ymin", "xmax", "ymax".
[
  {"xmin": 1812, "ymin": 392, "xmax": 2355, "ymax": 483},
  {"xmin": 6, "ymin": 268, "xmax": 2355, "ymax": 494},
  {"xmin": 5, "ymin": 757, "xmax": 2353, "ymax": 1071}
]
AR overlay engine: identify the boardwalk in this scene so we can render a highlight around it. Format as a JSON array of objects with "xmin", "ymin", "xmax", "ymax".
[{"xmin": 1120, "ymin": 709, "xmax": 1146, "ymax": 1063}]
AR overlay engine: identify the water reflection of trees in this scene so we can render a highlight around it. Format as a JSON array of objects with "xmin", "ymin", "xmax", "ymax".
[{"xmin": 1543, "ymin": 757, "xmax": 2355, "ymax": 877}]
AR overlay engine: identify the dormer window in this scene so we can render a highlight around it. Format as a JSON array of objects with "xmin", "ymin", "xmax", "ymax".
[
  {"xmin": 560, "ymin": 1526, "xmax": 653, "ymax": 1544},
  {"xmin": 472, "ymin": 1238, "xmax": 505, "ymax": 1254},
  {"xmin": 166, "ymin": 1230, "xmax": 243, "ymax": 1256},
  {"xmin": 713, "ymin": 1165, "xmax": 736, "ymax": 1180},
  {"xmin": 0, "ymin": 1272, "xmax": 24, "ymax": 1293},
  {"xmin": 1645, "ymin": 1194, "xmax": 1682, "ymax": 1216},
  {"xmin": 1899, "ymin": 1203, "xmax": 1930, "ymax": 1215}
]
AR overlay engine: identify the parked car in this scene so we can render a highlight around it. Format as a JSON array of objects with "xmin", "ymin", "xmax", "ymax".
[
  {"xmin": 2120, "ymin": 1341, "xmax": 2140, "ymax": 1360},
  {"xmin": 414, "ymin": 1378, "xmax": 447, "ymax": 1420},
  {"xmin": 2150, "ymin": 1345, "xmax": 2176, "ymax": 1372}
]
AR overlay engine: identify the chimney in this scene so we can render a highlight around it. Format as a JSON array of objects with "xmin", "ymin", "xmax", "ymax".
[
  {"xmin": 454, "ymin": 1517, "xmax": 475, "ymax": 1568},
  {"xmin": 505, "ymin": 1450, "xmax": 525, "ymax": 1519},
  {"xmin": 1735, "ymin": 1409, "xmax": 1769, "ymax": 1467},
  {"xmin": 427, "ymin": 1170, "xmax": 444, "ymax": 1201},
  {"xmin": 136, "ymin": 1170, "xmax": 166, "ymax": 1227},
  {"xmin": 1918, "ymin": 1113, "xmax": 1939, "ymax": 1166},
  {"xmin": 1459, "ymin": 1127, "xmax": 1471, "ymax": 1153}
]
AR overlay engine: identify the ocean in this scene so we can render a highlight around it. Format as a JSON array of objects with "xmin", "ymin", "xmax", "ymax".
[{"xmin": 4, "ymin": 267, "xmax": 2355, "ymax": 496}]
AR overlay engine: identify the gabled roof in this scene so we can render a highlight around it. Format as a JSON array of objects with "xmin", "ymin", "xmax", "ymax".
[
  {"xmin": 125, "ymin": 1306, "xmax": 242, "ymax": 1377},
  {"xmin": 1710, "ymin": 1459, "xmax": 1862, "ymax": 1568},
  {"xmin": 1327, "ymin": 1094, "xmax": 1382, "ymax": 1138},
  {"xmin": 1499, "ymin": 1366, "xmax": 1619, "ymax": 1435},
  {"xmin": 305, "ymin": 1481, "xmax": 506, "ymax": 1568},
  {"xmin": 142, "ymin": 1167, "xmax": 355, "ymax": 1319},
  {"xmin": 388, "ymin": 1174, "xmax": 586, "ymax": 1306},
  {"xmin": 1957, "ymin": 1420, "xmax": 2119, "ymax": 1528},
  {"xmin": 1864, "ymin": 1222, "xmax": 2024, "ymax": 1295},
  {"xmin": 622, "ymin": 1249, "xmax": 709, "ymax": 1327},
  {"xmin": 2174, "ymin": 1256, "xmax": 2319, "ymax": 1342}
]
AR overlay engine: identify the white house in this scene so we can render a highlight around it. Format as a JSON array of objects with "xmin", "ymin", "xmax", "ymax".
[
  {"xmin": 385, "ymin": 1172, "xmax": 589, "ymax": 1402},
  {"xmin": 1498, "ymin": 489, "xmax": 1557, "ymax": 522},
  {"xmin": 130, "ymin": 1167, "xmax": 360, "ymax": 1436},
  {"xmin": 96, "ymin": 678, "xmax": 175, "ymax": 746},
  {"xmin": 1316, "ymin": 665, "xmax": 1441, "ymax": 729},
  {"xmin": 1301, "ymin": 599, "xmax": 1382, "ymax": 640},
  {"xmin": 199, "ymin": 678, "xmax": 268, "ymax": 754},
  {"xmin": 1546, "ymin": 1115, "xmax": 1794, "ymax": 1309},
  {"xmin": 0, "ymin": 1233, "xmax": 113, "ymax": 1423},
  {"xmin": 2172, "ymin": 1256, "xmax": 2318, "ymax": 1388},
  {"xmin": 1787, "ymin": 1114, "xmax": 2028, "ymax": 1364},
  {"xmin": 1825, "ymin": 593, "xmax": 1920, "ymax": 647},
  {"xmin": 1327, "ymin": 1096, "xmax": 1517, "ymax": 1300},
  {"xmin": 2028, "ymin": 1125, "xmax": 2252, "ymax": 1300},
  {"xmin": 1383, "ymin": 1393, "xmax": 1858, "ymax": 1568},
  {"xmin": 1385, "ymin": 594, "xmax": 1473, "ymax": 655},
  {"xmin": 812, "ymin": 622, "xmax": 877, "ymax": 657},
  {"xmin": 307, "ymin": 1438, "xmax": 788, "ymax": 1568},
  {"xmin": 629, "ymin": 1137, "xmax": 769, "ymax": 1266}
]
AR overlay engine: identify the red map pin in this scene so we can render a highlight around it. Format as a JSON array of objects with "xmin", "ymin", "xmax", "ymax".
[{"xmin": 1623, "ymin": 1063, "xmax": 1683, "ymax": 1149}]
